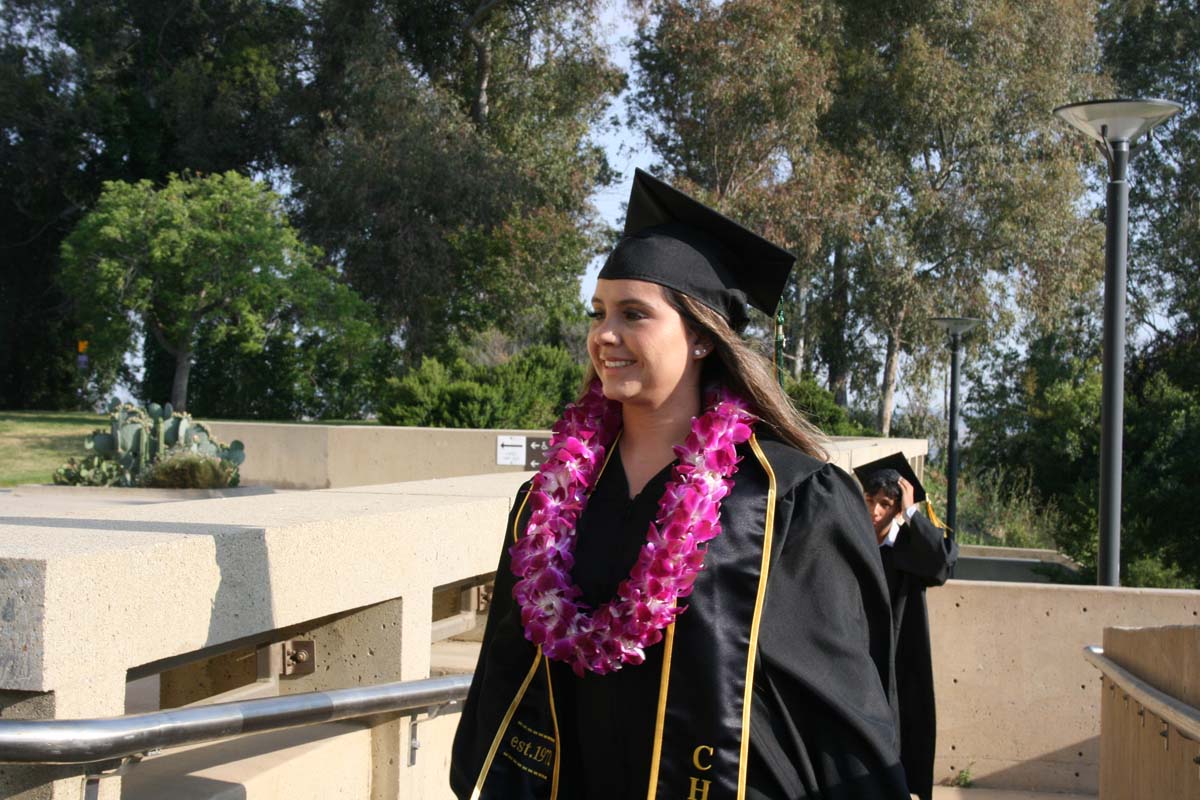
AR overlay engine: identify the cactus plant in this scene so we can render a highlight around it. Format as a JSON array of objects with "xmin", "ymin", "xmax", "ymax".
[{"xmin": 54, "ymin": 399, "xmax": 246, "ymax": 488}]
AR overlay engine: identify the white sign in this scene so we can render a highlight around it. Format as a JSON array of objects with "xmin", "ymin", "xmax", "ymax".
[{"xmin": 496, "ymin": 435, "xmax": 527, "ymax": 466}]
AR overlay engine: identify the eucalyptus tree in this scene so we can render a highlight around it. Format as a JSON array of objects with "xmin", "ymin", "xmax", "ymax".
[
  {"xmin": 631, "ymin": 0, "xmax": 1105, "ymax": 433},
  {"xmin": 821, "ymin": 0, "xmax": 1105, "ymax": 432},
  {"xmin": 629, "ymin": 0, "xmax": 870, "ymax": 386},
  {"xmin": 1099, "ymin": 0, "xmax": 1200, "ymax": 335},
  {"xmin": 291, "ymin": 0, "xmax": 623, "ymax": 363}
]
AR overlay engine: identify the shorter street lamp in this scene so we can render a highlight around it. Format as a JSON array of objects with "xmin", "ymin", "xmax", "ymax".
[
  {"xmin": 931, "ymin": 317, "xmax": 982, "ymax": 535},
  {"xmin": 1053, "ymin": 98, "xmax": 1182, "ymax": 587}
]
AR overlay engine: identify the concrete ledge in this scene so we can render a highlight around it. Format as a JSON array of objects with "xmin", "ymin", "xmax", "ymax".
[
  {"xmin": 206, "ymin": 423, "xmax": 545, "ymax": 489},
  {"xmin": 958, "ymin": 546, "xmax": 1077, "ymax": 565},
  {"xmin": 954, "ymin": 547, "xmax": 1081, "ymax": 584},
  {"xmin": 0, "ymin": 471, "xmax": 530, "ymax": 798},
  {"xmin": 11, "ymin": 485, "xmax": 275, "ymax": 500}
]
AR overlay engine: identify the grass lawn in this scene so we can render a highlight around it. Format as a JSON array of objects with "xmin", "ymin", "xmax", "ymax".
[
  {"xmin": 0, "ymin": 411, "xmax": 381, "ymax": 487},
  {"xmin": 0, "ymin": 410, "xmax": 109, "ymax": 487}
]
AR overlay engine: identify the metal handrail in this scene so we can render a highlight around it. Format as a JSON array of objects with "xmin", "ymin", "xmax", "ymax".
[
  {"xmin": 1083, "ymin": 645, "xmax": 1200, "ymax": 740},
  {"xmin": 0, "ymin": 674, "xmax": 472, "ymax": 765}
]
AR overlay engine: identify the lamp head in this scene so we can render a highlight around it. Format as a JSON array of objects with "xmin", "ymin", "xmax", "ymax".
[
  {"xmin": 931, "ymin": 317, "xmax": 982, "ymax": 336},
  {"xmin": 1053, "ymin": 98, "xmax": 1182, "ymax": 145}
]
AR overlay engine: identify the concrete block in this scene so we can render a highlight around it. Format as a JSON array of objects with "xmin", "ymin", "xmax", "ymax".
[{"xmin": 121, "ymin": 722, "xmax": 371, "ymax": 800}]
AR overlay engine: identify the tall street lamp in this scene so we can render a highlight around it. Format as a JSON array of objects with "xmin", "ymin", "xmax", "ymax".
[
  {"xmin": 1053, "ymin": 98, "xmax": 1182, "ymax": 587},
  {"xmin": 932, "ymin": 317, "xmax": 981, "ymax": 535}
]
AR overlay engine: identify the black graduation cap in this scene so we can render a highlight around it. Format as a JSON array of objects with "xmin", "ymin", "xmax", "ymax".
[
  {"xmin": 597, "ymin": 168, "xmax": 796, "ymax": 331},
  {"xmin": 853, "ymin": 452, "xmax": 927, "ymax": 504}
]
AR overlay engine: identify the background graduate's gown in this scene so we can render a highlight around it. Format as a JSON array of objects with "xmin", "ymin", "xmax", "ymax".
[
  {"xmin": 879, "ymin": 512, "xmax": 958, "ymax": 800},
  {"xmin": 451, "ymin": 437, "xmax": 910, "ymax": 800}
]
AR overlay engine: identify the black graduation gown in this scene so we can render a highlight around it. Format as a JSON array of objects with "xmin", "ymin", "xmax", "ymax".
[
  {"xmin": 878, "ymin": 512, "xmax": 958, "ymax": 800},
  {"xmin": 450, "ymin": 435, "xmax": 909, "ymax": 800}
]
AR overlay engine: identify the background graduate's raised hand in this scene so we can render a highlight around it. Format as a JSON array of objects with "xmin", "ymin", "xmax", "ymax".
[{"xmin": 897, "ymin": 476, "xmax": 916, "ymax": 514}]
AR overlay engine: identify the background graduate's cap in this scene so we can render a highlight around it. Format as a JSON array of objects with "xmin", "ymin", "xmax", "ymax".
[
  {"xmin": 597, "ymin": 168, "xmax": 796, "ymax": 331},
  {"xmin": 853, "ymin": 452, "xmax": 927, "ymax": 503}
]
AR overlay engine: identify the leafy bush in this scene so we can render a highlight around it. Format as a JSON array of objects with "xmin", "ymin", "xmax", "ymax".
[
  {"xmin": 966, "ymin": 318, "xmax": 1200, "ymax": 589},
  {"xmin": 784, "ymin": 376, "xmax": 871, "ymax": 436},
  {"xmin": 377, "ymin": 345, "xmax": 584, "ymax": 429},
  {"xmin": 924, "ymin": 466, "xmax": 1060, "ymax": 550},
  {"xmin": 139, "ymin": 449, "xmax": 239, "ymax": 489}
]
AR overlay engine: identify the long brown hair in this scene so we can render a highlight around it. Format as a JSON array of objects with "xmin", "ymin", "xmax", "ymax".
[{"xmin": 580, "ymin": 286, "xmax": 828, "ymax": 460}]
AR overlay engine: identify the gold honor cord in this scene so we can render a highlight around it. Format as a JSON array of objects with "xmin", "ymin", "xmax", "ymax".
[
  {"xmin": 543, "ymin": 657, "xmax": 562, "ymax": 799},
  {"xmin": 738, "ymin": 435, "xmax": 778, "ymax": 800},
  {"xmin": 644, "ymin": 619, "xmax": 677, "ymax": 800},
  {"xmin": 512, "ymin": 489, "xmax": 533, "ymax": 544},
  {"xmin": 594, "ymin": 429, "xmax": 620, "ymax": 492},
  {"xmin": 471, "ymin": 650, "xmax": 544, "ymax": 800}
]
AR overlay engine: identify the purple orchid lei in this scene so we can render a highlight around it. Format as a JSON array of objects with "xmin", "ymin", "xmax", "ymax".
[{"xmin": 509, "ymin": 378, "xmax": 757, "ymax": 677}]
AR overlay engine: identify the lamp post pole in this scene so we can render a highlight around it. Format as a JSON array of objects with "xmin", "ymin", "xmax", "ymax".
[
  {"xmin": 1098, "ymin": 140, "xmax": 1130, "ymax": 588},
  {"xmin": 932, "ymin": 317, "xmax": 981, "ymax": 534},
  {"xmin": 1053, "ymin": 98, "xmax": 1181, "ymax": 586},
  {"xmin": 947, "ymin": 330, "xmax": 964, "ymax": 532}
]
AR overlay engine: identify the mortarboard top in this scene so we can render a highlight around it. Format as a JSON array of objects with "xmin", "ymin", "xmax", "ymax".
[
  {"xmin": 853, "ymin": 452, "xmax": 927, "ymax": 504},
  {"xmin": 597, "ymin": 169, "xmax": 796, "ymax": 331}
]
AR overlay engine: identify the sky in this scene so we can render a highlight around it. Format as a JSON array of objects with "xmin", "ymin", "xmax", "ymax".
[{"xmin": 581, "ymin": 4, "xmax": 654, "ymax": 303}]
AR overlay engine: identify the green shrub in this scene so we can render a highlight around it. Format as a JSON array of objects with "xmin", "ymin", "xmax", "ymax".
[
  {"xmin": 1122, "ymin": 555, "xmax": 1195, "ymax": 589},
  {"xmin": 377, "ymin": 345, "xmax": 584, "ymax": 428},
  {"xmin": 924, "ymin": 466, "xmax": 1059, "ymax": 549},
  {"xmin": 139, "ymin": 449, "xmax": 239, "ymax": 489},
  {"xmin": 783, "ymin": 376, "xmax": 871, "ymax": 436}
]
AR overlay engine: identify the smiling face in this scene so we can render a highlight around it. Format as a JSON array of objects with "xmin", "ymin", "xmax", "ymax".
[{"xmin": 587, "ymin": 279, "xmax": 710, "ymax": 410}]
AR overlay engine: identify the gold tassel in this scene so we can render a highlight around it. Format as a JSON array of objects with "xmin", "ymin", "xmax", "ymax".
[{"xmin": 923, "ymin": 498, "xmax": 950, "ymax": 536}]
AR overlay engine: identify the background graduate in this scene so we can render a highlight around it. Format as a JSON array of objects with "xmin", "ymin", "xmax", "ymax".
[
  {"xmin": 451, "ymin": 169, "xmax": 909, "ymax": 800},
  {"xmin": 857, "ymin": 454, "xmax": 959, "ymax": 800}
]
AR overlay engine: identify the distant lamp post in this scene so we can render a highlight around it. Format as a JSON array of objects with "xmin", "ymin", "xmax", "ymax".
[
  {"xmin": 932, "ymin": 317, "xmax": 982, "ymax": 535},
  {"xmin": 1053, "ymin": 98, "xmax": 1182, "ymax": 587}
]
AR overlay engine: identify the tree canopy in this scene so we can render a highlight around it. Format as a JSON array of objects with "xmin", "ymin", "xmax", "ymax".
[
  {"xmin": 630, "ymin": 0, "xmax": 1104, "ymax": 432},
  {"xmin": 1, "ymin": 0, "xmax": 621, "ymax": 408},
  {"xmin": 60, "ymin": 171, "xmax": 375, "ymax": 410}
]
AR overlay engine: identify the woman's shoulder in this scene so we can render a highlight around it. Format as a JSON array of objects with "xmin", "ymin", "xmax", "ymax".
[{"xmin": 749, "ymin": 433, "xmax": 856, "ymax": 497}]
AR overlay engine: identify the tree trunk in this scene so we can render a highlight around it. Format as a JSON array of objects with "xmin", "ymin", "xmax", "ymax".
[
  {"xmin": 877, "ymin": 306, "xmax": 907, "ymax": 435},
  {"xmin": 791, "ymin": 289, "xmax": 807, "ymax": 379},
  {"xmin": 465, "ymin": 1, "xmax": 499, "ymax": 128},
  {"xmin": 826, "ymin": 243, "xmax": 851, "ymax": 406},
  {"xmin": 171, "ymin": 350, "xmax": 192, "ymax": 411}
]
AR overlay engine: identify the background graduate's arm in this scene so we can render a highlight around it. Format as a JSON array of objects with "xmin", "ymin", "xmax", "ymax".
[{"xmin": 892, "ymin": 476, "xmax": 958, "ymax": 587}]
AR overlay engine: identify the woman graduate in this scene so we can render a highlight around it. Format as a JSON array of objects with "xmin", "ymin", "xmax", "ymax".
[{"xmin": 450, "ymin": 169, "xmax": 909, "ymax": 800}]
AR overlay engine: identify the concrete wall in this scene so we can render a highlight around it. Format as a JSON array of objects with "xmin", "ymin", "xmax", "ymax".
[
  {"xmin": 206, "ymin": 423, "xmax": 545, "ymax": 489},
  {"xmin": 928, "ymin": 581, "xmax": 1200, "ymax": 794},
  {"xmin": 206, "ymin": 420, "xmax": 928, "ymax": 490}
]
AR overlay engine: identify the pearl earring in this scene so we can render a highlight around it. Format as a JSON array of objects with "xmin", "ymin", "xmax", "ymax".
[{"xmin": 694, "ymin": 348, "xmax": 706, "ymax": 357}]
